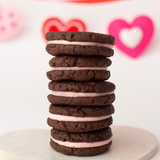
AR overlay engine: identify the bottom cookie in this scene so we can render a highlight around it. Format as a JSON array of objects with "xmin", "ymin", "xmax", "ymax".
[
  {"xmin": 50, "ymin": 139, "xmax": 112, "ymax": 156},
  {"xmin": 50, "ymin": 127, "xmax": 112, "ymax": 156}
]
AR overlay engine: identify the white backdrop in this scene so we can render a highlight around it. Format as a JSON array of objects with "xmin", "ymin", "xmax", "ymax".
[{"xmin": 0, "ymin": 0, "xmax": 160, "ymax": 159}]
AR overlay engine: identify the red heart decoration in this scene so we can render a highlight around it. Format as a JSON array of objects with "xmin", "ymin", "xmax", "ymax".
[
  {"xmin": 42, "ymin": 18, "xmax": 86, "ymax": 42},
  {"xmin": 108, "ymin": 16, "xmax": 154, "ymax": 58},
  {"xmin": 38, "ymin": 0, "xmax": 117, "ymax": 3},
  {"xmin": 67, "ymin": 0, "xmax": 117, "ymax": 3}
]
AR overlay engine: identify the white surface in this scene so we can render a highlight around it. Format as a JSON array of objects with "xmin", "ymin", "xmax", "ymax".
[
  {"xmin": 0, "ymin": 126, "xmax": 158, "ymax": 160},
  {"xmin": 120, "ymin": 27, "xmax": 143, "ymax": 48},
  {"xmin": 0, "ymin": 0, "xmax": 160, "ymax": 159}
]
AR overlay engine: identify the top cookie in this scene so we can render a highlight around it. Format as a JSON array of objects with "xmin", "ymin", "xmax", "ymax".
[
  {"xmin": 45, "ymin": 32, "xmax": 115, "ymax": 44},
  {"xmin": 45, "ymin": 32, "xmax": 115, "ymax": 57}
]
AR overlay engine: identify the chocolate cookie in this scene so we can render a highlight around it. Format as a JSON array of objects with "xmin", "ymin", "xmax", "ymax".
[
  {"xmin": 45, "ymin": 32, "xmax": 115, "ymax": 57},
  {"xmin": 49, "ymin": 104, "xmax": 114, "ymax": 117},
  {"xmin": 47, "ymin": 104, "xmax": 114, "ymax": 132},
  {"xmin": 46, "ymin": 32, "xmax": 115, "ymax": 44},
  {"xmin": 48, "ymin": 81, "xmax": 115, "ymax": 93},
  {"xmin": 48, "ymin": 95, "xmax": 115, "ymax": 106},
  {"xmin": 47, "ymin": 56, "xmax": 111, "ymax": 81},
  {"xmin": 49, "ymin": 56, "xmax": 112, "ymax": 67},
  {"xmin": 50, "ymin": 127, "xmax": 112, "ymax": 156},
  {"xmin": 47, "ymin": 81, "xmax": 115, "ymax": 106}
]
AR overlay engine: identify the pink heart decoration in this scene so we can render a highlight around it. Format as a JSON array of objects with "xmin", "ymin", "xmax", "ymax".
[
  {"xmin": 0, "ymin": 6, "xmax": 22, "ymax": 42},
  {"xmin": 42, "ymin": 18, "xmax": 86, "ymax": 42},
  {"xmin": 108, "ymin": 16, "xmax": 154, "ymax": 58}
]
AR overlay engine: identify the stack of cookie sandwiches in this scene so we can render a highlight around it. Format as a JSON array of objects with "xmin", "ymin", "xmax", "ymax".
[{"xmin": 45, "ymin": 32, "xmax": 116, "ymax": 156}]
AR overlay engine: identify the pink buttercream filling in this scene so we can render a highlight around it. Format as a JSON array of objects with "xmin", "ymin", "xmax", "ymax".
[
  {"xmin": 48, "ymin": 40, "xmax": 113, "ymax": 49},
  {"xmin": 51, "ymin": 67, "xmax": 108, "ymax": 71},
  {"xmin": 51, "ymin": 90, "xmax": 114, "ymax": 97},
  {"xmin": 51, "ymin": 137, "xmax": 112, "ymax": 148},
  {"xmin": 48, "ymin": 113, "xmax": 111, "ymax": 122}
]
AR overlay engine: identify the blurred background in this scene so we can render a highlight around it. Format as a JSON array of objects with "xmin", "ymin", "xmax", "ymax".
[{"xmin": 0, "ymin": 0, "xmax": 159, "ymax": 159}]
